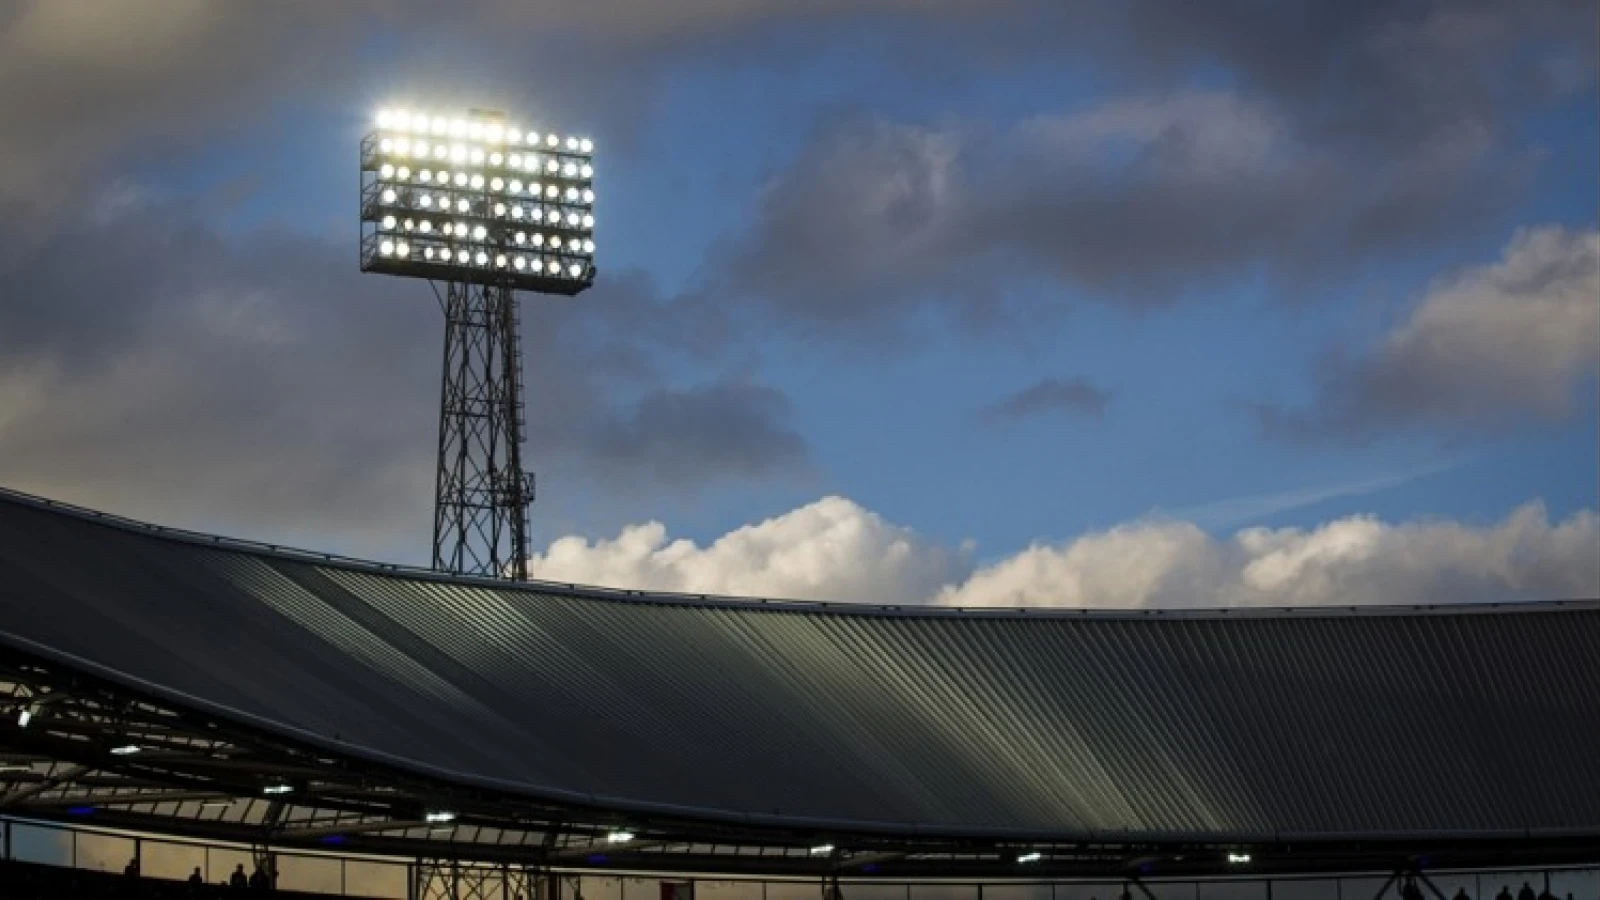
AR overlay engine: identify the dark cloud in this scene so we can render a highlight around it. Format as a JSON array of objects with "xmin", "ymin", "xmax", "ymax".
[
  {"xmin": 980, "ymin": 377, "xmax": 1112, "ymax": 426},
  {"xmin": 0, "ymin": 200, "xmax": 803, "ymax": 553},
  {"xmin": 1258, "ymin": 226, "xmax": 1600, "ymax": 442},
  {"xmin": 0, "ymin": 1, "xmax": 369, "ymax": 211},
  {"xmin": 707, "ymin": 0, "xmax": 1594, "ymax": 338},
  {"xmin": 582, "ymin": 382, "xmax": 810, "ymax": 486}
]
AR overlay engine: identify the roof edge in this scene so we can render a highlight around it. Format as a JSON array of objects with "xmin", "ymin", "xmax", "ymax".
[{"xmin": 3, "ymin": 484, "xmax": 1595, "ymax": 622}]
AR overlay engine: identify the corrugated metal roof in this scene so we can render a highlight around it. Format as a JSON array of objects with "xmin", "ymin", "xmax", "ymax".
[{"xmin": 0, "ymin": 489, "xmax": 1596, "ymax": 840}]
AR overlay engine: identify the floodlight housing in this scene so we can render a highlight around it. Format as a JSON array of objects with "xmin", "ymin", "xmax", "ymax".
[{"xmin": 361, "ymin": 107, "xmax": 596, "ymax": 296}]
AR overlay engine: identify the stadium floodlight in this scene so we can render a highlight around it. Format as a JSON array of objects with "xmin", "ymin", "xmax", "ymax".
[
  {"xmin": 109, "ymin": 744, "xmax": 142, "ymax": 756},
  {"xmin": 362, "ymin": 106, "xmax": 598, "ymax": 586},
  {"xmin": 1016, "ymin": 852, "xmax": 1042, "ymax": 864},
  {"xmin": 362, "ymin": 105, "xmax": 596, "ymax": 293},
  {"xmin": 425, "ymin": 811, "xmax": 457, "ymax": 824},
  {"xmin": 262, "ymin": 783, "xmax": 294, "ymax": 795},
  {"xmin": 17, "ymin": 707, "xmax": 32, "ymax": 728},
  {"xmin": 606, "ymin": 830, "xmax": 635, "ymax": 843},
  {"xmin": 809, "ymin": 844, "xmax": 834, "ymax": 855},
  {"xmin": 1227, "ymin": 853, "xmax": 1251, "ymax": 864}
]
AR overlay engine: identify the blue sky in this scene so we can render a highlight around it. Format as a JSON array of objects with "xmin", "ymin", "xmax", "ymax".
[{"xmin": 0, "ymin": 0, "xmax": 1595, "ymax": 605}]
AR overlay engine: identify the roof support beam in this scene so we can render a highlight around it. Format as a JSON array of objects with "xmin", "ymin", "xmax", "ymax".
[
  {"xmin": 281, "ymin": 818, "xmax": 429, "ymax": 840},
  {"xmin": 21, "ymin": 788, "xmax": 237, "ymax": 808},
  {"xmin": 1, "ymin": 763, "xmax": 89, "ymax": 807}
]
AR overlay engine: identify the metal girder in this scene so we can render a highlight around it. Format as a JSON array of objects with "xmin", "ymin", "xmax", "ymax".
[
  {"xmin": 0, "ymin": 763, "xmax": 89, "ymax": 807},
  {"xmin": 549, "ymin": 838, "xmax": 667, "ymax": 860},
  {"xmin": 283, "ymin": 818, "xmax": 430, "ymax": 840},
  {"xmin": 19, "ymin": 788, "xmax": 236, "ymax": 808}
]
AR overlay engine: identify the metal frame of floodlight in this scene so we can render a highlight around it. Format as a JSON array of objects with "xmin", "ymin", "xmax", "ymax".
[{"xmin": 358, "ymin": 126, "xmax": 596, "ymax": 295}]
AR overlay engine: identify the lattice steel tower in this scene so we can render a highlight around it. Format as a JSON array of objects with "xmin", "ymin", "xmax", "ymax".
[
  {"xmin": 359, "ymin": 107, "xmax": 597, "ymax": 579},
  {"xmin": 431, "ymin": 279, "xmax": 534, "ymax": 578}
]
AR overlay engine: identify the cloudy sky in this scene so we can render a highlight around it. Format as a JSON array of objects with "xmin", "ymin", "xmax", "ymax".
[{"xmin": 0, "ymin": 0, "xmax": 1596, "ymax": 607}]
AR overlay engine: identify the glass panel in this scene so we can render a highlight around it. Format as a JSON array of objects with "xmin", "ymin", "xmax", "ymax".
[
  {"xmin": 625, "ymin": 877, "xmax": 683, "ymax": 900},
  {"xmin": 841, "ymin": 884, "xmax": 908, "ymax": 900},
  {"xmin": 346, "ymin": 859, "xmax": 410, "ymax": 899},
  {"xmin": 138, "ymin": 838, "xmax": 206, "ymax": 883},
  {"xmin": 584, "ymin": 875, "xmax": 628, "ymax": 900},
  {"xmin": 73, "ymin": 831, "xmax": 134, "ymax": 874},
  {"xmin": 1271, "ymin": 878, "xmax": 1341, "ymax": 900},
  {"xmin": 1425, "ymin": 872, "xmax": 1480, "ymax": 900},
  {"xmin": 700, "ymin": 880, "xmax": 764, "ymax": 900},
  {"xmin": 1053, "ymin": 882, "xmax": 1125, "ymax": 900},
  {"xmin": 1489, "ymin": 870, "xmax": 1551, "ymax": 900},
  {"xmin": 911, "ymin": 884, "xmax": 976, "ymax": 900},
  {"xmin": 1548, "ymin": 867, "xmax": 1600, "ymax": 900},
  {"xmin": 9, "ymin": 822, "xmax": 70, "ymax": 866},
  {"xmin": 986, "ymin": 885, "xmax": 1054, "ymax": 900},
  {"xmin": 278, "ymin": 853, "xmax": 344, "ymax": 894},
  {"xmin": 208, "ymin": 846, "xmax": 256, "ymax": 889},
  {"xmin": 1340, "ymin": 879, "xmax": 1394, "ymax": 900},
  {"xmin": 765, "ymin": 881, "xmax": 820, "ymax": 900}
]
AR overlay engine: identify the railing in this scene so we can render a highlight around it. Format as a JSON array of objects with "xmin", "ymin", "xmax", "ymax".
[{"xmin": 3, "ymin": 816, "xmax": 1598, "ymax": 900}]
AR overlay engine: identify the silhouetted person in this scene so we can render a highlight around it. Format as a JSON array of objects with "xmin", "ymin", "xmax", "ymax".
[
  {"xmin": 230, "ymin": 863, "xmax": 249, "ymax": 891},
  {"xmin": 120, "ymin": 857, "xmax": 141, "ymax": 898},
  {"xmin": 1453, "ymin": 888, "xmax": 1471, "ymax": 900},
  {"xmin": 249, "ymin": 864, "xmax": 271, "ymax": 892},
  {"xmin": 1519, "ymin": 883, "xmax": 1537, "ymax": 900},
  {"xmin": 189, "ymin": 866, "xmax": 205, "ymax": 895},
  {"xmin": 1402, "ymin": 880, "xmax": 1425, "ymax": 900},
  {"xmin": 1497, "ymin": 886, "xmax": 1514, "ymax": 900}
]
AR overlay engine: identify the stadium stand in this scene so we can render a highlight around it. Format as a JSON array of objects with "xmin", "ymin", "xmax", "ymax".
[{"xmin": 0, "ymin": 486, "xmax": 1596, "ymax": 880}]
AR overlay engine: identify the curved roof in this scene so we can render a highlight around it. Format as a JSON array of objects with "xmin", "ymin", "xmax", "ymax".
[{"xmin": 0, "ymin": 488, "xmax": 1597, "ymax": 844}]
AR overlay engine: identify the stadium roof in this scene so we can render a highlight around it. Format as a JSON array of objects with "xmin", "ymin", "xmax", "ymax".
[{"xmin": 0, "ymin": 487, "xmax": 1597, "ymax": 877}]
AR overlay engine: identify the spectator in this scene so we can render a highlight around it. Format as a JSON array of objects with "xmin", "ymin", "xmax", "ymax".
[
  {"xmin": 1498, "ymin": 887, "xmax": 1514, "ymax": 900},
  {"xmin": 1453, "ymin": 889, "xmax": 1471, "ymax": 900},
  {"xmin": 250, "ymin": 862, "xmax": 272, "ymax": 892},
  {"xmin": 1402, "ymin": 879, "xmax": 1425, "ymax": 900},
  {"xmin": 231, "ymin": 863, "xmax": 250, "ymax": 891},
  {"xmin": 1519, "ymin": 883, "xmax": 1537, "ymax": 900},
  {"xmin": 189, "ymin": 865, "xmax": 206, "ymax": 895}
]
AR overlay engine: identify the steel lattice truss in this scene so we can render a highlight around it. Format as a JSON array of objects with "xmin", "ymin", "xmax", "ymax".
[
  {"xmin": 431, "ymin": 278, "xmax": 534, "ymax": 580},
  {"xmin": 1, "ymin": 648, "xmax": 1595, "ymax": 881}
]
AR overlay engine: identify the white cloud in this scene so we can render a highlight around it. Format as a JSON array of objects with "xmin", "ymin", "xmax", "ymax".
[
  {"xmin": 528, "ymin": 496, "xmax": 1600, "ymax": 608},
  {"xmin": 1272, "ymin": 226, "xmax": 1600, "ymax": 436},
  {"xmin": 1372, "ymin": 226, "xmax": 1600, "ymax": 420},
  {"xmin": 528, "ymin": 496, "xmax": 970, "ymax": 605}
]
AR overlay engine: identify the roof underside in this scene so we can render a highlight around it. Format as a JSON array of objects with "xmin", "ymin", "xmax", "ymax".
[{"xmin": 0, "ymin": 490, "xmax": 1596, "ymax": 853}]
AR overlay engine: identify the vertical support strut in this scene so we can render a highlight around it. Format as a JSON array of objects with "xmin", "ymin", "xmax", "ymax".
[{"xmin": 432, "ymin": 278, "xmax": 533, "ymax": 580}]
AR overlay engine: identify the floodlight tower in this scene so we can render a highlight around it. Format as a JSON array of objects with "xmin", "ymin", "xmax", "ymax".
[{"xmin": 360, "ymin": 108, "xmax": 597, "ymax": 579}]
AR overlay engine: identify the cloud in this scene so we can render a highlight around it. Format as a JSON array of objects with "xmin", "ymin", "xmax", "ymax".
[
  {"xmin": 1263, "ymin": 226, "xmax": 1600, "ymax": 438},
  {"xmin": 0, "ymin": 198, "xmax": 799, "ymax": 551},
  {"xmin": 528, "ymin": 495, "xmax": 970, "ymax": 604},
  {"xmin": 713, "ymin": 87, "xmax": 1531, "ymax": 334},
  {"xmin": 0, "ymin": 0, "xmax": 365, "ymax": 210},
  {"xmin": 581, "ymin": 381, "xmax": 810, "ymax": 487},
  {"xmin": 527, "ymin": 496, "xmax": 1600, "ymax": 608},
  {"xmin": 980, "ymin": 377, "xmax": 1112, "ymax": 425},
  {"xmin": 707, "ymin": 1, "xmax": 1594, "ymax": 336},
  {"xmin": 1158, "ymin": 460, "xmax": 1460, "ymax": 529}
]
